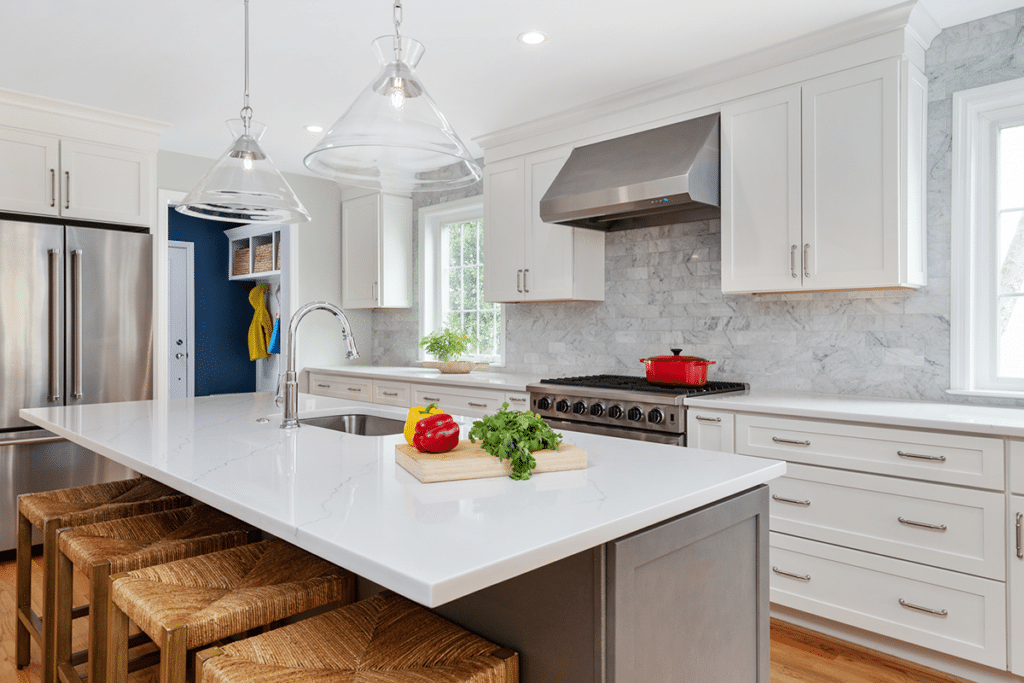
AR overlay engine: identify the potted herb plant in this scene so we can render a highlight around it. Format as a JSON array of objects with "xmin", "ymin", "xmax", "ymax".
[{"xmin": 419, "ymin": 324, "xmax": 486, "ymax": 374}]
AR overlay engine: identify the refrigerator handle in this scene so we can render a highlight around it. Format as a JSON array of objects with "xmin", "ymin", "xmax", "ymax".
[
  {"xmin": 71, "ymin": 249, "xmax": 83, "ymax": 400},
  {"xmin": 48, "ymin": 248, "xmax": 61, "ymax": 402}
]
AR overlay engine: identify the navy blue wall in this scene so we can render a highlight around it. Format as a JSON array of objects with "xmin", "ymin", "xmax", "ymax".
[{"xmin": 168, "ymin": 210, "xmax": 256, "ymax": 396}]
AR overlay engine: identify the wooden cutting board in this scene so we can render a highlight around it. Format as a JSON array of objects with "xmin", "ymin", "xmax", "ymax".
[{"xmin": 395, "ymin": 440, "xmax": 587, "ymax": 484}]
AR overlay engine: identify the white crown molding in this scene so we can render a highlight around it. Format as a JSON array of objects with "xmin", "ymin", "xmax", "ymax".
[
  {"xmin": 475, "ymin": 0, "xmax": 932, "ymax": 153},
  {"xmin": 0, "ymin": 86, "xmax": 168, "ymax": 136}
]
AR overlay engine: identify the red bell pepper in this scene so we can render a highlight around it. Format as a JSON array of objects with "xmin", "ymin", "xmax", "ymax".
[{"xmin": 413, "ymin": 413, "xmax": 460, "ymax": 453}]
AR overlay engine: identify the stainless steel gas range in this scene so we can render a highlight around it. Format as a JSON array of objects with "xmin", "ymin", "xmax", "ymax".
[{"xmin": 527, "ymin": 375, "xmax": 748, "ymax": 446}]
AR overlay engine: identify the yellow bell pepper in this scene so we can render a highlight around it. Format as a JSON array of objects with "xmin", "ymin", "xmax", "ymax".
[{"xmin": 404, "ymin": 403, "xmax": 444, "ymax": 445}]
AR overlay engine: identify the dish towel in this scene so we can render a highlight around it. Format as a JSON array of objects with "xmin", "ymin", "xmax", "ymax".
[
  {"xmin": 248, "ymin": 284, "xmax": 273, "ymax": 361},
  {"xmin": 268, "ymin": 316, "xmax": 281, "ymax": 354}
]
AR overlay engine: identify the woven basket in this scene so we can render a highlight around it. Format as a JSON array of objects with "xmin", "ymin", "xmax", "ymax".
[
  {"xmin": 422, "ymin": 361, "xmax": 488, "ymax": 374},
  {"xmin": 254, "ymin": 244, "xmax": 273, "ymax": 273},
  {"xmin": 232, "ymin": 248, "xmax": 250, "ymax": 277},
  {"xmin": 275, "ymin": 245, "xmax": 280, "ymax": 270}
]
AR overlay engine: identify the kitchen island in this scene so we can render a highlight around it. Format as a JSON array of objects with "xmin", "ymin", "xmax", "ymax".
[{"xmin": 22, "ymin": 392, "xmax": 785, "ymax": 682}]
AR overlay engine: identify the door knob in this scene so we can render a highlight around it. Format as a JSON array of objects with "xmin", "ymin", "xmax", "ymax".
[
  {"xmin": 176, "ymin": 339, "xmax": 184, "ymax": 346},
  {"xmin": 175, "ymin": 353, "xmax": 185, "ymax": 360}
]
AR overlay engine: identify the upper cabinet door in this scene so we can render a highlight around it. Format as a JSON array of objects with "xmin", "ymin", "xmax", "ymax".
[
  {"xmin": 721, "ymin": 86, "xmax": 802, "ymax": 294},
  {"xmin": 60, "ymin": 140, "xmax": 151, "ymax": 226},
  {"xmin": 341, "ymin": 193, "xmax": 382, "ymax": 309},
  {"xmin": 524, "ymin": 147, "xmax": 574, "ymax": 301},
  {"xmin": 0, "ymin": 128, "xmax": 60, "ymax": 217},
  {"xmin": 801, "ymin": 60, "xmax": 900, "ymax": 290},
  {"xmin": 483, "ymin": 157, "xmax": 527, "ymax": 303}
]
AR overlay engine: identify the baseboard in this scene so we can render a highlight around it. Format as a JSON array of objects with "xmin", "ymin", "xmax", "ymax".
[{"xmin": 772, "ymin": 605, "xmax": 1024, "ymax": 683}]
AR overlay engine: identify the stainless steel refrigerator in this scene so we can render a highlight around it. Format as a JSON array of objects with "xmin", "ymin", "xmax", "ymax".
[{"xmin": 1, "ymin": 217, "xmax": 153, "ymax": 553}]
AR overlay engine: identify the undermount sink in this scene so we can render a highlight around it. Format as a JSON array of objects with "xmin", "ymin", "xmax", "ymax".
[{"xmin": 298, "ymin": 413, "xmax": 405, "ymax": 436}]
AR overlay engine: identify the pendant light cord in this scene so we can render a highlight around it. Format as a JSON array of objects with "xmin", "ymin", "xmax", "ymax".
[
  {"xmin": 240, "ymin": 0, "xmax": 253, "ymax": 135},
  {"xmin": 392, "ymin": 0, "xmax": 403, "ymax": 61}
]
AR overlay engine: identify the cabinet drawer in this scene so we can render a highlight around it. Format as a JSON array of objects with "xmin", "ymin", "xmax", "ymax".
[
  {"xmin": 736, "ymin": 414, "xmax": 1003, "ymax": 490},
  {"xmin": 687, "ymin": 409, "xmax": 736, "ymax": 452},
  {"xmin": 308, "ymin": 373, "xmax": 372, "ymax": 402},
  {"xmin": 373, "ymin": 380, "xmax": 410, "ymax": 407},
  {"xmin": 504, "ymin": 392, "xmax": 530, "ymax": 410},
  {"xmin": 411, "ymin": 387, "xmax": 503, "ymax": 418},
  {"xmin": 771, "ymin": 464, "xmax": 1005, "ymax": 580},
  {"xmin": 769, "ymin": 533, "xmax": 1006, "ymax": 668}
]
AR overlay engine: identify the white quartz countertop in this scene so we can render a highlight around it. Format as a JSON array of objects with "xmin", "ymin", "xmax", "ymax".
[
  {"xmin": 685, "ymin": 389, "xmax": 1024, "ymax": 437},
  {"xmin": 21, "ymin": 393, "xmax": 784, "ymax": 607},
  {"xmin": 305, "ymin": 365, "xmax": 544, "ymax": 393}
]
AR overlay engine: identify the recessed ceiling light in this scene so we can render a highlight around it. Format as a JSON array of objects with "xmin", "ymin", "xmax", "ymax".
[
  {"xmin": 305, "ymin": 125, "xmax": 324, "ymax": 133},
  {"xmin": 518, "ymin": 31, "xmax": 547, "ymax": 45}
]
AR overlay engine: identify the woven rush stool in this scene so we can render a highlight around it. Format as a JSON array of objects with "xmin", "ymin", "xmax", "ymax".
[
  {"xmin": 54, "ymin": 503, "xmax": 259, "ymax": 683},
  {"xmin": 15, "ymin": 477, "xmax": 191, "ymax": 683},
  {"xmin": 196, "ymin": 591, "xmax": 519, "ymax": 683},
  {"xmin": 106, "ymin": 539, "xmax": 356, "ymax": 683}
]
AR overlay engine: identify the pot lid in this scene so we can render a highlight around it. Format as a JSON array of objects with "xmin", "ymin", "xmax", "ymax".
[{"xmin": 643, "ymin": 349, "xmax": 712, "ymax": 363}]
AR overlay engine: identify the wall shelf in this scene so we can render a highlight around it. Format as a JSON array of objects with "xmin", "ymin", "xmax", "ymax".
[{"xmin": 225, "ymin": 225, "xmax": 281, "ymax": 280}]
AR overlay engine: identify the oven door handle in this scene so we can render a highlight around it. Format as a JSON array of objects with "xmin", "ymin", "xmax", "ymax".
[{"xmin": 540, "ymin": 416, "xmax": 685, "ymax": 446}]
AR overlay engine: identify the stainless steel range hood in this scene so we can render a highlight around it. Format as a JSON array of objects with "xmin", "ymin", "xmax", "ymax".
[{"xmin": 539, "ymin": 113, "xmax": 720, "ymax": 231}]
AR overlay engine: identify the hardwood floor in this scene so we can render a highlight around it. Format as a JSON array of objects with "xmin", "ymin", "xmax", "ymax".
[{"xmin": 0, "ymin": 557, "xmax": 970, "ymax": 683}]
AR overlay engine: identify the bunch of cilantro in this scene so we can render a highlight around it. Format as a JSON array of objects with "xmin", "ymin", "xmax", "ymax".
[{"xmin": 468, "ymin": 402, "xmax": 563, "ymax": 480}]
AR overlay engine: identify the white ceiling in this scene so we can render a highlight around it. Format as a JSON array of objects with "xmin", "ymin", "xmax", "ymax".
[{"xmin": 0, "ymin": 0, "xmax": 1016, "ymax": 178}]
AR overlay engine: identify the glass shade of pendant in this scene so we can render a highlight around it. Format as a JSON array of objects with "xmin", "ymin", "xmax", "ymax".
[
  {"xmin": 177, "ymin": 119, "xmax": 311, "ymax": 223},
  {"xmin": 304, "ymin": 36, "xmax": 482, "ymax": 193}
]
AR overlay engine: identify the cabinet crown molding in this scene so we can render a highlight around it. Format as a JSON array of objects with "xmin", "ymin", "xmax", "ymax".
[{"xmin": 0, "ymin": 87, "xmax": 168, "ymax": 139}]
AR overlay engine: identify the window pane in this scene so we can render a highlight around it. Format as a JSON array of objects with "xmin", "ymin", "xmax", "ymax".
[
  {"xmin": 448, "ymin": 223, "xmax": 463, "ymax": 267},
  {"xmin": 1000, "ymin": 125, "xmax": 1024, "ymax": 210},
  {"xmin": 464, "ymin": 266, "xmax": 479, "ymax": 311},
  {"xmin": 448, "ymin": 267, "xmax": 462, "ymax": 313},
  {"xmin": 463, "ymin": 221, "xmax": 480, "ymax": 264},
  {"xmin": 999, "ymin": 210, "xmax": 1024, "ymax": 295},
  {"xmin": 998, "ymin": 294, "xmax": 1024, "ymax": 378}
]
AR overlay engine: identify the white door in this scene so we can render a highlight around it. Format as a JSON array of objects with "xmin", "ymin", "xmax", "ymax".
[
  {"xmin": 721, "ymin": 85, "xmax": 803, "ymax": 293},
  {"xmin": 0, "ymin": 127, "xmax": 60, "ymax": 216},
  {"xmin": 1012, "ymin": 494, "xmax": 1024, "ymax": 676},
  {"xmin": 801, "ymin": 60, "xmax": 899, "ymax": 289},
  {"xmin": 168, "ymin": 240, "xmax": 194, "ymax": 399},
  {"xmin": 483, "ymin": 157, "xmax": 527, "ymax": 303},
  {"xmin": 60, "ymin": 139, "xmax": 151, "ymax": 226},
  {"xmin": 341, "ymin": 193, "xmax": 382, "ymax": 308},
  {"xmin": 525, "ymin": 147, "xmax": 574, "ymax": 301}
]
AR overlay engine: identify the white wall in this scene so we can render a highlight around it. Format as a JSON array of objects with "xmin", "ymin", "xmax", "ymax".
[{"xmin": 157, "ymin": 150, "xmax": 371, "ymax": 382}]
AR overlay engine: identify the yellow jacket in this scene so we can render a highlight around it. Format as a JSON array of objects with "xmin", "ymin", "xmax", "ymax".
[{"xmin": 248, "ymin": 284, "xmax": 273, "ymax": 361}]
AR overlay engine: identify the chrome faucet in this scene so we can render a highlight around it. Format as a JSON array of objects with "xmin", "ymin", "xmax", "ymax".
[{"xmin": 279, "ymin": 301, "xmax": 359, "ymax": 429}]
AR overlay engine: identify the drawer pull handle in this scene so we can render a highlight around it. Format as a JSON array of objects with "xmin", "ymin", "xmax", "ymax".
[
  {"xmin": 899, "ymin": 599, "xmax": 948, "ymax": 617},
  {"xmin": 316, "ymin": 383, "xmax": 330, "ymax": 388},
  {"xmin": 1016, "ymin": 512, "xmax": 1022, "ymax": 560},
  {"xmin": 382, "ymin": 391, "xmax": 398, "ymax": 397},
  {"xmin": 772, "ymin": 437, "xmax": 810, "ymax": 446},
  {"xmin": 509, "ymin": 397, "xmax": 526, "ymax": 402},
  {"xmin": 347, "ymin": 387, "xmax": 362, "ymax": 392},
  {"xmin": 696, "ymin": 415, "xmax": 722, "ymax": 423},
  {"xmin": 898, "ymin": 517, "xmax": 947, "ymax": 531},
  {"xmin": 897, "ymin": 450, "xmax": 946, "ymax": 462},
  {"xmin": 772, "ymin": 494, "xmax": 810, "ymax": 507},
  {"xmin": 468, "ymin": 402, "xmax": 487, "ymax": 408},
  {"xmin": 423, "ymin": 396, "xmax": 440, "ymax": 402},
  {"xmin": 772, "ymin": 566, "xmax": 811, "ymax": 582}
]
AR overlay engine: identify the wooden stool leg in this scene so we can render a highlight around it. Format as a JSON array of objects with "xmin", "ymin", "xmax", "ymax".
[
  {"xmin": 15, "ymin": 508, "xmax": 32, "ymax": 668},
  {"xmin": 106, "ymin": 583, "xmax": 130, "ymax": 683},
  {"xmin": 88, "ymin": 561, "xmax": 112, "ymax": 683},
  {"xmin": 54, "ymin": 549, "xmax": 74, "ymax": 683},
  {"xmin": 160, "ymin": 622, "xmax": 188, "ymax": 683},
  {"xmin": 194, "ymin": 647, "xmax": 224, "ymax": 683},
  {"xmin": 42, "ymin": 518, "xmax": 62, "ymax": 683}
]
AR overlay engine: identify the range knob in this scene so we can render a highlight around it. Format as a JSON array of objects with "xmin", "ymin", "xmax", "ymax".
[
  {"xmin": 648, "ymin": 408, "xmax": 665, "ymax": 424},
  {"xmin": 590, "ymin": 403, "xmax": 605, "ymax": 417},
  {"xmin": 607, "ymin": 405, "xmax": 624, "ymax": 419},
  {"xmin": 536, "ymin": 396, "xmax": 552, "ymax": 410},
  {"xmin": 555, "ymin": 399, "xmax": 571, "ymax": 413},
  {"xmin": 627, "ymin": 407, "xmax": 644, "ymax": 422},
  {"xmin": 572, "ymin": 401, "xmax": 588, "ymax": 415}
]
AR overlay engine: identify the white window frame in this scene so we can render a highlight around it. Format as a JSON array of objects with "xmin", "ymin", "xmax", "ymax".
[
  {"xmin": 418, "ymin": 196, "xmax": 506, "ymax": 365},
  {"xmin": 951, "ymin": 76, "xmax": 1024, "ymax": 398}
]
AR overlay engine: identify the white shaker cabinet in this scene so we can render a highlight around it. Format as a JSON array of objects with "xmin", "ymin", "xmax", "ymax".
[
  {"xmin": 0, "ymin": 128, "xmax": 153, "ymax": 226},
  {"xmin": 686, "ymin": 409, "xmax": 735, "ymax": 452},
  {"xmin": 341, "ymin": 193, "xmax": 412, "ymax": 309},
  {"xmin": 721, "ymin": 58, "xmax": 927, "ymax": 293},
  {"xmin": 483, "ymin": 148, "xmax": 604, "ymax": 303},
  {"xmin": 1011, "ymin": 441, "xmax": 1024, "ymax": 676}
]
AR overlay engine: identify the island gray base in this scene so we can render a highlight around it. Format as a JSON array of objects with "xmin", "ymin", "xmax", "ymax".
[{"xmin": 359, "ymin": 485, "xmax": 769, "ymax": 683}]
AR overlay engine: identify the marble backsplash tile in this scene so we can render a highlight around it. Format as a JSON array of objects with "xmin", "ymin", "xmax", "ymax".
[{"xmin": 371, "ymin": 9, "xmax": 1024, "ymax": 407}]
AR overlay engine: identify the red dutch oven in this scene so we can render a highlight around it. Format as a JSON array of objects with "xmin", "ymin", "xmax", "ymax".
[{"xmin": 639, "ymin": 349, "xmax": 716, "ymax": 387}]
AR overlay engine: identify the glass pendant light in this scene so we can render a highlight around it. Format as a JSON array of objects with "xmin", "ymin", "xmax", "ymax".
[
  {"xmin": 177, "ymin": 0, "xmax": 310, "ymax": 224},
  {"xmin": 303, "ymin": 0, "xmax": 482, "ymax": 193}
]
